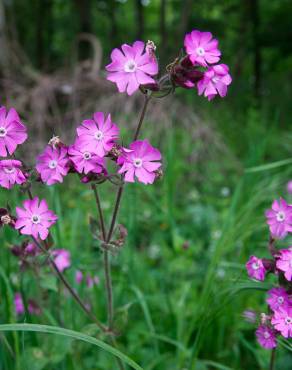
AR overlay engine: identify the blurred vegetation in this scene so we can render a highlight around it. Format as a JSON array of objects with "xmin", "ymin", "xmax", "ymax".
[{"xmin": 0, "ymin": 0, "xmax": 292, "ymax": 369}]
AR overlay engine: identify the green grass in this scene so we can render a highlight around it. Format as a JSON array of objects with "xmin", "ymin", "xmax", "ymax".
[{"xmin": 0, "ymin": 104, "xmax": 292, "ymax": 370}]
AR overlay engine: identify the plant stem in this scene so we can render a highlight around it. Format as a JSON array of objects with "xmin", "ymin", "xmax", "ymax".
[
  {"xmin": 32, "ymin": 237, "xmax": 107, "ymax": 333},
  {"xmin": 269, "ymin": 348, "xmax": 276, "ymax": 370},
  {"xmin": 91, "ymin": 184, "xmax": 106, "ymax": 240},
  {"xmin": 133, "ymin": 94, "xmax": 151, "ymax": 141}
]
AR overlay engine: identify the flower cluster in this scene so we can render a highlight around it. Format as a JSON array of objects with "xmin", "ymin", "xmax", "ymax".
[
  {"xmin": 245, "ymin": 198, "xmax": 292, "ymax": 349},
  {"xmin": 106, "ymin": 30, "xmax": 232, "ymax": 100}
]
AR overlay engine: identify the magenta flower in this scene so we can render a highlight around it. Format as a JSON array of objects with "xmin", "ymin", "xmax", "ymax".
[
  {"xmin": 52, "ymin": 249, "xmax": 71, "ymax": 273},
  {"xmin": 256, "ymin": 325, "xmax": 277, "ymax": 349},
  {"xmin": 271, "ymin": 307, "xmax": 292, "ymax": 338},
  {"xmin": 76, "ymin": 112, "xmax": 119, "ymax": 157},
  {"xmin": 197, "ymin": 64, "xmax": 232, "ymax": 101},
  {"xmin": 287, "ymin": 180, "xmax": 292, "ymax": 194},
  {"xmin": 118, "ymin": 140, "xmax": 161, "ymax": 184},
  {"xmin": 184, "ymin": 30, "xmax": 221, "ymax": 67},
  {"xmin": 266, "ymin": 288, "xmax": 290, "ymax": 312},
  {"xmin": 15, "ymin": 197, "xmax": 58, "ymax": 240},
  {"xmin": 14, "ymin": 293, "xmax": 41, "ymax": 315},
  {"xmin": 68, "ymin": 143, "xmax": 105, "ymax": 175},
  {"xmin": 86, "ymin": 275, "xmax": 100, "ymax": 289},
  {"xmin": 276, "ymin": 248, "xmax": 292, "ymax": 281},
  {"xmin": 75, "ymin": 270, "xmax": 83, "ymax": 284},
  {"xmin": 0, "ymin": 160, "xmax": 26, "ymax": 189},
  {"xmin": 14, "ymin": 292, "xmax": 25, "ymax": 315},
  {"xmin": 36, "ymin": 145, "xmax": 70, "ymax": 185},
  {"xmin": 0, "ymin": 106, "xmax": 27, "ymax": 157},
  {"xmin": 265, "ymin": 198, "xmax": 292, "ymax": 239},
  {"xmin": 246, "ymin": 256, "xmax": 266, "ymax": 281},
  {"xmin": 106, "ymin": 41, "xmax": 158, "ymax": 95}
]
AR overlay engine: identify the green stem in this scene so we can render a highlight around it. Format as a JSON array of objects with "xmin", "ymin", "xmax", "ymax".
[{"xmin": 269, "ymin": 348, "xmax": 276, "ymax": 370}]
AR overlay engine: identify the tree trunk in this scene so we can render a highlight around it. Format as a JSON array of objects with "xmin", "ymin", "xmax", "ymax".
[{"xmin": 135, "ymin": 0, "xmax": 144, "ymax": 40}]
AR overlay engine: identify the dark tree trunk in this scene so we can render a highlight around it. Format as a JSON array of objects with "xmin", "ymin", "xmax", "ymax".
[
  {"xmin": 135, "ymin": 0, "xmax": 144, "ymax": 40},
  {"xmin": 250, "ymin": 0, "xmax": 261, "ymax": 101},
  {"xmin": 159, "ymin": 0, "xmax": 167, "ymax": 65},
  {"xmin": 73, "ymin": 0, "xmax": 92, "ymax": 59}
]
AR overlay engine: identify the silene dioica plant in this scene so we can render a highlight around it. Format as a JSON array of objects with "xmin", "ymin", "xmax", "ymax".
[
  {"xmin": 245, "ymin": 198, "xmax": 292, "ymax": 367},
  {"xmin": 0, "ymin": 30, "xmax": 233, "ymax": 368}
]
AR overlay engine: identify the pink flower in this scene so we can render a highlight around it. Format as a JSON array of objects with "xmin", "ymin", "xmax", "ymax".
[
  {"xmin": 14, "ymin": 293, "xmax": 41, "ymax": 315},
  {"xmin": 68, "ymin": 142, "xmax": 105, "ymax": 174},
  {"xmin": 86, "ymin": 275, "xmax": 100, "ymax": 289},
  {"xmin": 287, "ymin": 180, "xmax": 292, "ymax": 194},
  {"xmin": 265, "ymin": 198, "xmax": 292, "ymax": 239},
  {"xmin": 14, "ymin": 292, "xmax": 25, "ymax": 315},
  {"xmin": 184, "ymin": 30, "xmax": 221, "ymax": 67},
  {"xmin": 15, "ymin": 197, "xmax": 58, "ymax": 240},
  {"xmin": 256, "ymin": 325, "xmax": 277, "ymax": 349},
  {"xmin": 197, "ymin": 64, "xmax": 232, "ymax": 101},
  {"xmin": 271, "ymin": 307, "xmax": 292, "ymax": 338},
  {"xmin": 118, "ymin": 140, "xmax": 161, "ymax": 184},
  {"xmin": 0, "ymin": 160, "xmax": 26, "ymax": 189},
  {"xmin": 76, "ymin": 112, "xmax": 119, "ymax": 157},
  {"xmin": 246, "ymin": 256, "xmax": 266, "ymax": 281},
  {"xmin": 266, "ymin": 288, "xmax": 290, "ymax": 312},
  {"xmin": 36, "ymin": 145, "xmax": 70, "ymax": 185},
  {"xmin": 106, "ymin": 41, "xmax": 158, "ymax": 95},
  {"xmin": 75, "ymin": 270, "xmax": 83, "ymax": 284},
  {"xmin": 0, "ymin": 106, "xmax": 27, "ymax": 157},
  {"xmin": 276, "ymin": 248, "xmax": 292, "ymax": 281},
  {"xmin": 52, "ymin": 249, "xmax": 71, "ymax": 273}
]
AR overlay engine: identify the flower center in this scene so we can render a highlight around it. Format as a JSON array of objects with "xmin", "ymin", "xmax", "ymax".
[
  {"xmin": 94, "ymin": 130, "xmax": 104, "ymax": 141},
  {"xmin": 212, "ymin": 76, "xmax": 220, "ymax": 84},
  {"xmin": 263, "ymin": 331, "xmax": 270, "ymax": 339},
  {"xmin": 83, "ymin": 152, "xmax": 92, "ymax": 160},
  {"xmin": 124, "ymin": 60, "xmax": 137, "ymax": 73},
  {"xmin": 31, "ymin": 214, "xmax": 41, "ymax": 224},
  {"xmin": 133, "ymin": 158, "xmax": 143, "ymax": 168},
  {"xmin": 276, "ymin": 211, "xmax": 285, "ymax": 222},
  {"xmin": 196, "ymin": 47, "xmax": 205, "ymax": 56},
  {"xmin": 252, "ymin": 262, "xmax": 260, "ymax": 270},
  {"xmin": 277, "ymin": 296, "xmax": 284, "ymax": 304},
  {"xmin": 4, "ymin": 167, "xmax": 15, "ymax": 174},
  {"xmin": 285, "ymin": 317, "xmax": 292, "ymax": 325},
  {"xmin": 0, "ymin": 127, "xmax": 7, "ymax": 137},
  {"xmin": 48, "ymin": 160, "xmax": 57, "ymax": 169}
]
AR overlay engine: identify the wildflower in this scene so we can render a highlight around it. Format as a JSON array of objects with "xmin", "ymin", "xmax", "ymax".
[
  {"xmin": 246, "ymin": 256, "xmax": 266, "ymax": 281},
  {"xmin": 0, "ymin": 106, "xmax": 27, "ymax": 157},
  {"xmin": 36, "ymin": 145, "xmax": 70, "ymax": 185},
  {"xmin": 172, "ymin": 57, "xmax": 204, "ymax": 89},
  {"xmin": 76, "ymin": 112, "xmax": 119, "ymax": 157},
  {"xmin": 197, "ymin": 64, "xmax": 232, "ymax": 101},
  {"xmin": 0, "ymin": 160, "xmax": 26, "ymax": 189},
  {"xmin": 68, "ymin": 143, "xmax": 105, "ymax": 174},
  {"xmin": 276, "ymin": 248, "xmax": 292, "ymax": 281},
  {"xmin": 243, "ymin": 310, "xmax": 257, "ymax": 324},
  {"xmin": 266, "ymin": 287, "xmax": 290, "ymax": 312},
  {"xmin": 287, "ymin": 180, "xmax": 292, "ymax": 194},
  {"xmin": 265, "ymin": 198, "xmax": 292, "ymax": 239},
  {"xmin": 86, "ymin": 275, "xmax": 100, "ymax": 289},
  {"xmin": 15, "ymin": 197, "xmax": 58, "ymax": 240},
  {"xmin": 256, "ymin": 325, "xmax": 277, "ymax": 349},
  {"xmin": 52, "ymin": 249, "xmax": 71, "ymax": 273},
  {"xmin": 106, "ymin": 41, "xmax": 158, "ymax": 95},
  {"xmin": 271, "ymin": 307, "xmax": 292, "ymax": 338},
  {"xmin": 184, "ymin": 30, "xmax": 221, "ymax": 67},
  {"xmin": 14, "ymin": 293, "xmax": 41, "ymax": 316},
  {"xmin": 118, "ymin": 140, "xmax": 162, "ymax": 184},
  {"xmin": 75, "ymin": 270, "xmax": 83, "ymax": 284}
]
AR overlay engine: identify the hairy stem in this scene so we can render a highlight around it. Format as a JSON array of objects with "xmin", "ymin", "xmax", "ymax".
[
  {"xmin": 269, "ymin": 348, "xmax": 276, "ymax": 370},
  {"xmin": 91, "ymin": 184, "xmax": 106, "ymax": 240},
  {"xmin": 32, "ymin": 237, "xmax": 107, "ymax": 333},
  {"xmin": 133, "ymin": 94, "xmax": 151, "ymax": 141}
]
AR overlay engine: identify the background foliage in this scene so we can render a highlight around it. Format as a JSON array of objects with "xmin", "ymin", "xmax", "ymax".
[{"xmin": 0, "ymin": 0, "xmax": 291, "ymax": 369}]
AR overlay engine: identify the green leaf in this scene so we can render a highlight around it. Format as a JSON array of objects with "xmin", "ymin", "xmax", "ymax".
[
  {"xmin": 245, "ymin": 158, "xmax": 292, "ymax": 173},
  {"xmin": 0, "ymin": 323, "xmax": 144, "ymax": 370}
]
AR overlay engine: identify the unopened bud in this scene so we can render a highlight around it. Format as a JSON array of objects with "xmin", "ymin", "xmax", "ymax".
[{"xmin": 48, "ymin": 136, "xmax": 64, "ymax": 149}]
